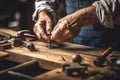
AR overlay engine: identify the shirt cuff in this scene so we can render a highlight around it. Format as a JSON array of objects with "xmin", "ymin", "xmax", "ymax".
[{"xmin": 32, "ymin": 1, "xmax": 57, "ymax": 22}]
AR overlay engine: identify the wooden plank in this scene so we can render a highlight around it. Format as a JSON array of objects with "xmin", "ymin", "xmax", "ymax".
[
  {"xmin": 6, "ymin": 42, "xmax": 97, "ymax": 65},
  {"xmin": 0, "ymin": 51, "xmax": 8, "ymax": 58},
  {"xmin": 4, "ymin": 40, "xmax": 99, "ymax": 70},
  {"xmin": 33, "ymin": 41, "xmax": 103, "ymax": 56},
  {"xmin": 0, "ymin": 28, "xmax": 17, "ymax": 36}
]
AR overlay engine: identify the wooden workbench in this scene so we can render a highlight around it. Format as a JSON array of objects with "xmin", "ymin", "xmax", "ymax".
[{"xmin": 0, "ymin": 28, "xmax": 120, "ymax": 80}]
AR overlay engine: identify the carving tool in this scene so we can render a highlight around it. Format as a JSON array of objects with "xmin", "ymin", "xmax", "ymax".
[{"xmin": 47, "ymin": 32, "xmax": 52, "ymax": 49}]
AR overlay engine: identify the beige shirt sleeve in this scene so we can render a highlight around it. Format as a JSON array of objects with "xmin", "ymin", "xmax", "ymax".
[
  {"xmin": 92, "ymin": 0, "xmax": 120, "ymax": 29},
  {"xmin": 32, "ymin": 0, "xmax": 57, "ymax": 22}
]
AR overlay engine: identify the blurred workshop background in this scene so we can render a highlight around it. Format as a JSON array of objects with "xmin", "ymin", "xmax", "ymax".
[
  {"xmin": 0, "ymin": 0, "xmax": 35, "ymax": 31},
  {"xmin": 0, "ymin": 0, "xmax": 66, "ymax": 32}
]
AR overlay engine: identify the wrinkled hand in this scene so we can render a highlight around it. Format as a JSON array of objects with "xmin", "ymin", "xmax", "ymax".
[
  {"xmin": 33, "ymin": 11, "xmax": 54, "ymax": 42},
  {"xmin": 51, "ymin": 12, "xmax": 81, "ymax": 42},
  {"xmin": 51, "ymin": 6, "xmax": 98, "ymax": 43}
]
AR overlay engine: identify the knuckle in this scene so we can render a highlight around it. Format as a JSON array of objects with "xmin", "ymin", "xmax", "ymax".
[
  {"xmin": 58, "ymin": 19, "xmax": 62, "ymax": 23},
  {"xmin": 39, "ymin": 29, "xmax": 44, "ymax": 33}
]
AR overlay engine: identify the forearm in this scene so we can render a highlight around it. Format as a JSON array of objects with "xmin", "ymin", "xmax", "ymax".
[
  {"xmin": 68, "ymin": 6, "xmax": 99, "ymax": 28},
  {"xmin": 72, "ymin": 0, "xmax": 120, "ymax": 29},
  {"xmin": 79, "ymin": 6, "xmax": 98, "ymax": 27}
]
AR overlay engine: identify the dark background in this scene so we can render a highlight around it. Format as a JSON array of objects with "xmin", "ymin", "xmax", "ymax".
[
  {"xmin": 0, "ymin": 0, "xmax": 66, "ymax": 32},
  {"xmin": 0, "ymin": 0, "xmax": 35, "ymax": 31}
]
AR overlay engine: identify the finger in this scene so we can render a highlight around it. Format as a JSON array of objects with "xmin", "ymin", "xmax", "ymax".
[
  {"xmin": 38, "ymin": 24, "xmax": 50, "ymax": 42},
  {"xmin": 51, "ymin": 24, "xmax": 62, "ymax": 41},
  {"xmin": 33, "ymin": 24, "xmax": 41, "ymax": 39},
  {"xmin": 51, "ymin": 21, "xmax": 68, "ymax": 41},
  {"xmin": 46, "ymin": 19, "xmax": 53, "ymax": 33},
  {"xmin": 34, "ymin": 22, "xmax": 50, "ymax": 42},
  {"xmin": 54, "ymin": 30, "xmax": 71, "ymax": 42}
]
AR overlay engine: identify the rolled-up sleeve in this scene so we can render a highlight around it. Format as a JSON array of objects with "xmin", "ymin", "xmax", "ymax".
[
  {"xmin": 33, "ymin": 0, "xmax": 57, "ymax": 22},
  {"xmin": 92, "ymin": 0, "xmax": 120, "ymax": 28}
]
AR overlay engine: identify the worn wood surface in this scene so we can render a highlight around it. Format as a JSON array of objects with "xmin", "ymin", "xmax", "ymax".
[
  {"xmin": 5, "ymin": 41, "xmax": 99, "ymax": 70},
  {"xmin": 0, "ymin": 28, "xmax": 17, "ymax": 36},
  {"xmin": 35, "ymin": 68, "xmax": 84, "ymax": 80},
  {"xmin": 0, "ymin": 51, "xmax": 8, "ymax": 58},
  {"xmin": 0, "ymin": 28, "xmax": 120, "ymax": 80}
]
